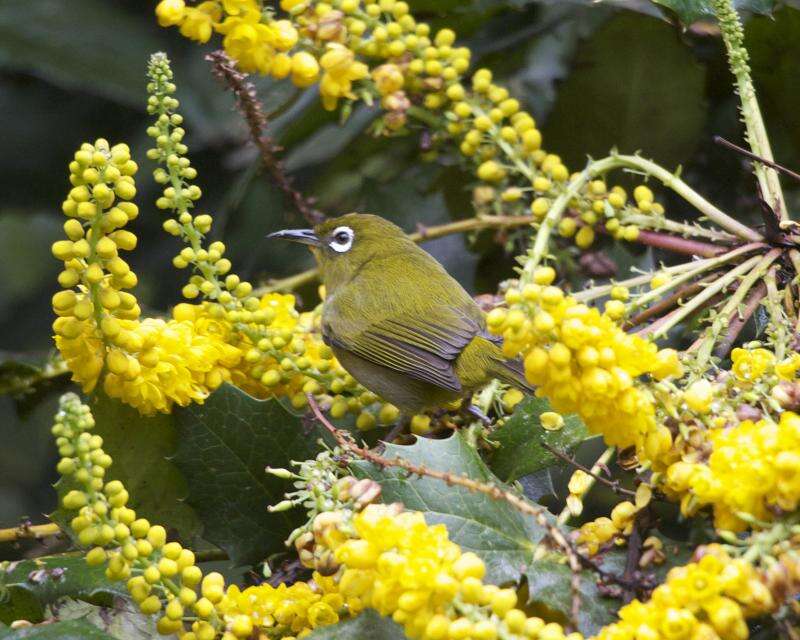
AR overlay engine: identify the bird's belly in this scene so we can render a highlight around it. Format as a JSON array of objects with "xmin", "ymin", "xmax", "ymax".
[{"xmin": 332, "ymin": 346, "xmax": 461, "ymax": 414}]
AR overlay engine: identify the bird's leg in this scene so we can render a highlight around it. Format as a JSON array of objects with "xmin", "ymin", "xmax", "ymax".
[{"xmin": 465, "ymin": 404, "xmax": 492, "ymax": 426}]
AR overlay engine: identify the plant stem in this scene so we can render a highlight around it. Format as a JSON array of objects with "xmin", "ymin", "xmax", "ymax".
[
  {"xmin": 631, "ymin": 229, "xmax": 727, "ymax": 258},
  {"xmin": 713, "ymin": 281, "xmax": 767, "ymax": 359},
  {"xmin": 631, "ymin": 242, "xmax": 764, "ymax": 310},
  {"xmin": 0, "ymin": 522, "xmax": 60, "ymax": 543},
  {"xmin": 612, "ymin": 154, "xmax": 763, "ymax": 241},
  {"xmin": 649, "ymin": 254, "xmax": 764, "ymax": 338},
  {"xmin": 255, "ymin": 214, "xmax": 536, "ymax": 294},
  {"xmin": 764, "ymin": 266, "xmax": 789, "ymax": 361},
  {"xmin": 620, "ymin": 212, "xmax": 739, "ymax": 244},
  {"xmin": 694, "ymin": 249, "xmax": 781, "ymax": 366},
  {"xmin": 711, "ymin": 0, "xmax": 786, "ymax": 220},
  {"xmin": 555, "ymin": 447, "xmax": 624, "ymax": 526}
]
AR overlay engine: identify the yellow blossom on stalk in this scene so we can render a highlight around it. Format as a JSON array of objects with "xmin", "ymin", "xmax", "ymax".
[
  {"xmin": 593, "ymin": 545, "xmax": 774, "ymax": 640},
  {"xmin": 155, "ymin": 0, "xmax": 186, "ymax": 26},
  {"xmin": 486, "ymin": 268, "xmax": 682, "ymax": 465},
  {"xmin": 731, "ymin": 347, "xmax": 775, "ymax": 382},
  {"xmin": 179, "ymin": 1, "xmax": 222, "ymax": 42},
  {"xmin": 218, "ymin": 10, "xmax": 280, "ymax": 75},
  {"xmin": 217, "ymin": 579, "xmax": 342, "ymax": 635},
  {"xmin": 52, "ymin": 138, "xmax": 238, "ymax": 414},
  {"xmin": 669, "ymin": 411, "xmax": 800, "ymax": 531},
  {"xmin": 319, "ymin": 44, "xmax": 369, "ymax": 110}
]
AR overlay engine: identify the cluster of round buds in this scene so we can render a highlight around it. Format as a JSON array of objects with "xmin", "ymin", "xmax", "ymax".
[
  {"xmin": 443, "ymin": 70, "xmax": 662, "ymax": 253},
  {"xmin": 53, "ymin": 393, "xmax": 233, "ymax": 638},
  {"xmin": 486, "ymin": 266, "xmax": 682, "ymax": 467},
  {"xmin": 52, "ymin": 138, "xmax": 141, "ymax": 388},
  {"xmin": 575, "ymin": 501, "xmax": 638, "ymax": 556}
]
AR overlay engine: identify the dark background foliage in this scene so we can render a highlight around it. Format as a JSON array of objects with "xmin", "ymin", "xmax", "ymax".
[{"xmin": 2, "ymin": 0, "xmax": 799, "ymax": 553}]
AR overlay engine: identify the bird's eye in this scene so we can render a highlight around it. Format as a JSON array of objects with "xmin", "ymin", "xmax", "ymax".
[{"xmin": 329, "ymin": 226, "xmax": 354, "ymax": 253}]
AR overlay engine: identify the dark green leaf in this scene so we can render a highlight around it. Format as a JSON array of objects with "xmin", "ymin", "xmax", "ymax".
[
  {"xmin": 51, "ymin": 392, "xmax": 201, "ymax": 543},
  {"xmin": 44, "ymin": 599, "xmax": 157, "ymax": 640},
  {"xmin": 0, "ymin": 619, "xmax": 116, "ymax": 640},
  {"xmin": 489, "ymin": 397, "xmax": 590, "ymax": 482},
  {"xmin": 525, "ymin": 559, "xmax": 619, "ymax": 633},
  {"xmin": 353, "ymin": 432, "xmax": 549, "ymax": 585},
  {"xmin": 305, "ymin": 609, "xmax": 407, "ymax": 639},
  {"xmin": 0, "ymin": 556, "xmax": 125, "ymax": 625},
  {"xmin": 173, "ymin": 384, "xmax": 327, "ymax": 566},
  {"xmin": 746, "ymin": 7, "xmax": 800, "ymax": 166},
  {"xmin": 543, "ymin": 13, "xmax": 706, "ymax": 170},
  {"xmin": 651, "ymin": 0, "xmax": 775, "ymax": 24},
  {"xmin": 0, "ymin": 0, "xmax": 161, "ymax": 107}
]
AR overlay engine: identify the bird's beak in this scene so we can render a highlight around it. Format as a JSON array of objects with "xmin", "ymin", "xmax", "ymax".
[{"xmin": 266, "ymin": 228, "xmax": 320, "ymax": 246}]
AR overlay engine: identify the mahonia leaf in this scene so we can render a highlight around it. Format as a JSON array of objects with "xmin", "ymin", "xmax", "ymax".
[
  {"xmin": 44, "ymin": 599, "xmax": 157, "ymax": 640},
  {"xmin": 0, "ymin": 619, "xmax": 116, "ymax": 640},
  {"xmin": 544, "ymin": 13, "xmax": 705, "ymax": 170},
  {"xmin": 172, "ymin": 384, "xmax": 327, "ymax": 566},
  {"xmin": 305, "ymin": 610, "xmax": 407, "ymax": 639},
  {"xmin": 0, "ymin": 556, "xmax": 126, "ymax": 625},
  {"xmin": 51, "ymin": 391, "xmax": 201, "ymax": 544},
  {"xmin": 525, "ymin": 559, "xmax": 621, "ymax": 634},
  {"xmin": 651, "ymin": 0, "xmax": 775, "ymax": 24},
  {"xmin": 489, "ymin": 397, "xmax": 590, "ymax": 482},
  {"xmin": 353, "ymin": 432, "xmax": 550, "ymax": 585}
]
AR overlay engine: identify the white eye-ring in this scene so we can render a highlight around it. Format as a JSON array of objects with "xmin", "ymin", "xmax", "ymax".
[{"xmin": 329, "ymin": 226, "xmax": 354, "ymax": 253}]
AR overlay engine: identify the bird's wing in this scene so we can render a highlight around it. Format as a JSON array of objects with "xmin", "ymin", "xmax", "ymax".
[{"xmin": 322, "ymin": 306, "xmax": 481, "ymax": 392}]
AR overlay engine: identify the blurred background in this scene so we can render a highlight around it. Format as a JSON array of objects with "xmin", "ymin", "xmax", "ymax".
[{"xmin": 2, "ymin": 0, "xmax": 800, "ymax": 550}]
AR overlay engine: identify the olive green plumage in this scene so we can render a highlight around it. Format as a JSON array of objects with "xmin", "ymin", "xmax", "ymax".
[{"xmin": 268, "ymin": 213, "xmax": 531, "ymax": 413}]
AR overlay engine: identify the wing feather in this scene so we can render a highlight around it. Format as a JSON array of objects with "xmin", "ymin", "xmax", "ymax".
[{"xmin": 325, "ymin": 307, "xmax": 481, "ymax": 392}]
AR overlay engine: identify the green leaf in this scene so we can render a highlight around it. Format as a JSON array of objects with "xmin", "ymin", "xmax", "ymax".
[
  {"xmin": 0, "ymin": 556, "xmax": 126, "ymax": 625},
  {"xmin": 51, "ymin": 392, "xmax": 201, "ymax": 544},
  {"xmin": 543, "ymin": 13, "xmax": 706, "ymax": 171},
  {"xmin": 525, "ymin": 559, "xmax": 620, "ymax": 634},
  {"xmin": 489, "ymin": 397, "xmax": 590, "ymax": 482},
  {"xmin": 172, "ymin": 384, "xmax": 327, "ymax": 566},
  {"xmin": 0, "ymin": 0, "xmax": 162, "ymax": 107},
  {"xmin": 305, "ymin": 610, "xmax": 407, "ymax": 639},
  {"xmin": 45, "ymin": 599, "xmax": 157, "ymax": 640},
  {"xmin": 651, "ymin": 0, "xmax": 775, "ymax": 24},
  {"xmin": 0, "ymin": 619, "xmax": 117, "ymax": 640},
  {"xmin": 353, "ymin": 432, "xmax": 549, "ymax": 585}
]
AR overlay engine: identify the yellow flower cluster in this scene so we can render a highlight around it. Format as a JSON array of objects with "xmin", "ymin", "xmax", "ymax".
[
  {"xmin": 667, "ymin": 411, "xmax": 800, "ymax": 532},
  {"xmin": 314, "ymin": 503, "xmax": 578, "ymax": 640},
  {"xmin": 593, "ymin": 545, "xmax": 774, "ymax": 640},
  {"xmin": 144, "ymin": 53, "xmax": 399, "ymax": 426},
  {"xmin": 155, "ymin": 0, "xmax": 469, "ymax": 122},
  {"xmin": 486, "ymin": 267, "xmax": 682, "ymax": 464},
  {"xmin": 56, "ymin": 392, "xmax": 347, "ymax": 640},
  {"xmin": 217, "ymin": 579, "xmax": 342, "ymax": 638},
  {"xmin": 576, "ymin": 501, "xmax": 638, "ymax": 556},
  {"xmin": 51, "ymin": 139, "xmax": 239, "ymax": 414},
  {"xmin": 731, "ymin": 346, "xmax": 800, "ymax": 383}
]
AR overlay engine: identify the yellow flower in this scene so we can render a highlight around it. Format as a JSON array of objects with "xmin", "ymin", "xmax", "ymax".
[
  {"xmin": 218, "ymin": 14, "xmax": 278, "ymax": 74},
  {"xmin": 179, "ymin": 1, "xmax": 222, "ymax": 43},
  {"xmin": 155, "ymin": 0, "xmax": 186, "ymax": 27},
  {"xmin": 291, "ymin": 51, "xmax": 321, "ymax": 88},
  {"xmin": 731, "ymin": 347, "xmax": 775, "ymax": 382},
  {"xmin": 318, "ymin": 44, "xmax": 368, "ymax": 110}
]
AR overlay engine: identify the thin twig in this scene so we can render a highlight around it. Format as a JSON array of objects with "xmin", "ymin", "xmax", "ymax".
[
  {"xmin": 630, "ymin": 229, "xmax": 727, "ymax": 258},
  {"xmin": 714, "ymin": 136, "xmax": 800, "ymax": 184},
  {"xmin": 207, "ymin": 50, "xmax": 324, "ymax": 225},
  {"xmin": 306, "ymin": 393, "xmax": 584, "ymax": 629},
  {"xmin": 543, "ymin": 444, "xmax": 635, "ymax": 499}
]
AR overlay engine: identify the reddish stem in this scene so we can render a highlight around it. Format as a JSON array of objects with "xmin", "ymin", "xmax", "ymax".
[{"xmin": 632, "ymin": 230, "xmax": 728, "ymax": 258}]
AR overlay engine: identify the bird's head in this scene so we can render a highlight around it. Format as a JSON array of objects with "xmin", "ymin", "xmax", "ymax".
[{"xmin": 267, "ymin": 213, "xmax": 412, "ymax": 292}]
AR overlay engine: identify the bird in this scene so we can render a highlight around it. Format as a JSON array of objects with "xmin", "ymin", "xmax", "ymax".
[{"xmin": 268, "ymin": 213, "xmax": 531, "ymax": 418}]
